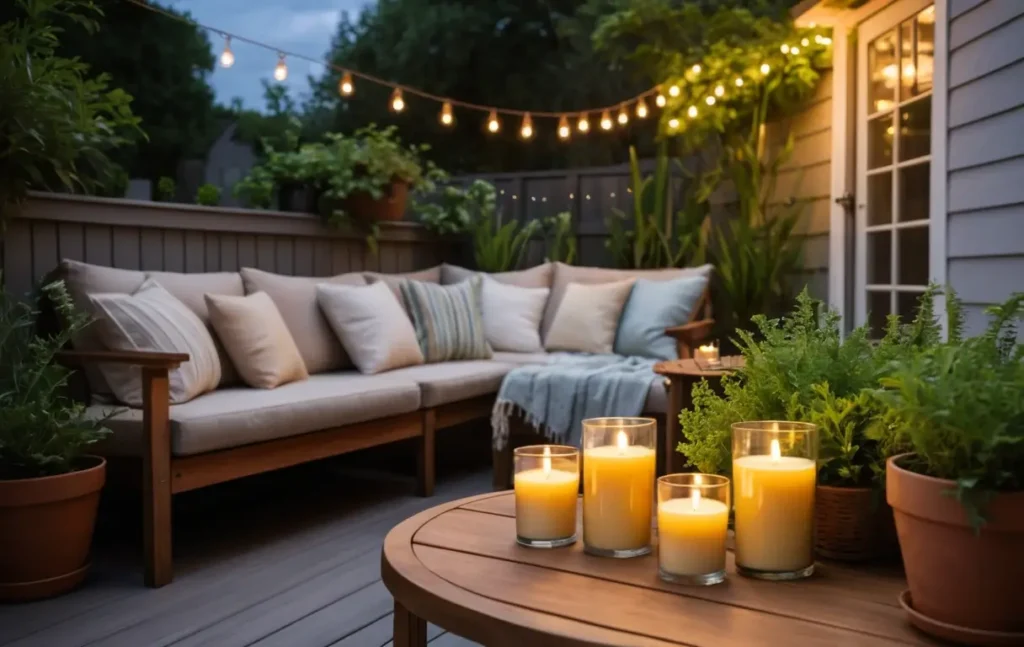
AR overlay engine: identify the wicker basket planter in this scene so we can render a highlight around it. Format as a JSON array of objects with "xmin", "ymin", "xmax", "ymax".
[{"xmin": 815, "ymin": 485, "xmax": 898, "ymax": 562}]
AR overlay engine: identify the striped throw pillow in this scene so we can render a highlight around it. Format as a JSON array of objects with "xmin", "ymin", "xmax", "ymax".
[{"xmin": 400, "ymin": 276, "xmax": 492, "ymax": 363}]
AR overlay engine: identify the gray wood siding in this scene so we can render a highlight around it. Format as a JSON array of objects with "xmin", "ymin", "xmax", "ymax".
[
  {"xmin": 947, "ymin": 0, "xmax": 1024, "ymax": 335},
  {"xmin": 2, "ymin": 193, "xmax": 455, "ymax": 300}
]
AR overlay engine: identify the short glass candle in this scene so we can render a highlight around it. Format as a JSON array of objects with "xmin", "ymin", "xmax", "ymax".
[
  {"xmin": 514, "ymin": 445, "xmax": 579, "ymax": 548},
  {"xmin": 582, "ymin": 417, "xmax": 657, "ymax": 558},
  {"xmin": 732, "ymin": 421, "xmax": 819, "ymax": 580},
  {"xmin": 695, "ymin": 341, "xmax": 721, "ymax": 366},
  {"xmin": 657, "ymin": 474, "xmax": 730, "ymax": 586}
]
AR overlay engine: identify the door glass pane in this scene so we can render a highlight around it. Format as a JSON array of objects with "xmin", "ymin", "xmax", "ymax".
[
  {"xmin": 868, "ymin": 231, "xmax": 892, "ymax": 284},
  {"xmin": 897, "ymin": 291, "xmax": 923, "ymax": 323},
  {"xmin": 903, "ymin": 8, "xmax": 936, "ymax": 99},
  {"xmin": 898, "ymin": 163, "xmax": 929, "ymax": 221},
  {"xmin": 868, "ymin": 291, "xmax": 891, "ymax": 338},
  {"xmin": 869, "ymin": 113, "xmax": 894, "ymax": 169},
  {"xmin": 869, "ymin": 30, "xmax": 897, "ymax": 113},
  {"xmin": 898, "ymin": 225, "xmax": 929, "ymax": 285},
  {"xmin": 868, "ymin": 173, "xmax": 893, "ymax": 225},
  {"xmin": 898, "ymin": 96, "xmax": 931, "ymax": 161}
]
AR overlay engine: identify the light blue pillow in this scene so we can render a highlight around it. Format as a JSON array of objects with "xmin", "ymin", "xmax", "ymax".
[{"xmin": 614, "ymin": 275, "xmax": 708, "ymax": 360}]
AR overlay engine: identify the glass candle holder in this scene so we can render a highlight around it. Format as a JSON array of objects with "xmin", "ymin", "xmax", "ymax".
[
  {"xmin": 514, "ymin": 445, "xmax": 579, "ymax": 548},
  {"xmin": 732, "ymin": 421, "xmax": 818, "ymax": 580},
  {"xmin": 695, "ymin": 340, "xmax": 721, "ymax": 366},
  {"xmin": 657, "ymin": 474, "xmax": 730, "ymax": 586},
  {"xmin": 582, "ymin": 417, "xmax": 656, "ymax": 558}
]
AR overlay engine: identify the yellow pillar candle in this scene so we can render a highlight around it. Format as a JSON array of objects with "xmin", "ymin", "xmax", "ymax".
[
  {"xmin": 658, "ymin": 493, "xmax": 729, "ymax": 578},
  {"xmin": 733, "ymin": 439, "xmax": 817, "ymax": 574},
  {"xmin": 583, "ymin": 431, "xmax": 656, "ymax": 555},
  {"xmin": 514, "ymin": 448, "xmax": 579, "ymax": 544}
]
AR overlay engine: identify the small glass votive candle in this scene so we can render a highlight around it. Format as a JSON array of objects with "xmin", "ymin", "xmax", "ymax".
[
  {"xmin": 695, "ymin": 341, "xmax": 721, "ymax": 366},
  {"xmin": 514, "ymin": 445, "xmax": 579, "ymax": 548},
  {"xmin": 582, "ymin": 417, "xmax": 657, "ymax": 558},
  {"xmin": 732, "ymin": 421, "xmax": 818, "ymax": 580},
  {"xmin": 657, "ymin": 474, "xmax": 730, "ymax": 586}
]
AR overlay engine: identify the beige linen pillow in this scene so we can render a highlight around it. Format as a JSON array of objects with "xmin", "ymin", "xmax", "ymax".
[
  {"xmin": 316, "ymin": 281, "xmax": 424, "ymax": 374},
  {"xmin": 205, "ymin": 292, "xmax": 309, "ymax": 389},
  {"xmin": 87, "ymin": 279, "xmax": 221, "ymax": 406},
  {"xmin": 480, "ymin": 277, "xmax": 549, "ymax": 353},
  {"xmin": 544, "ymin": 279, "xmax": 635, "ymax": 354},
  {"xmin": 440, "ymin": 262, "xmax": 553, "ymax": 289},
  {"xmin": 364, "ymin": 265, "xmax": 443, "ymax": 305}
]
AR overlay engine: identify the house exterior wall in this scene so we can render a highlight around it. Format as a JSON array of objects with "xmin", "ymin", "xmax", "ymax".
[
  {"xmin": 945, "ymin": 0, "xmax": 1024, "ymax": 333},
  {"xmin": 204, "ymin": 123, "xmax": 257, "ymax": 208}
]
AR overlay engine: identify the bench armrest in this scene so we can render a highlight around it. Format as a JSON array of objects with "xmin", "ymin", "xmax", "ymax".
[
  {"xmin": 665, "ymin": 319, "xmax": 715, "ymax": 359},
  {"xmin": 57, "ymin": 350, "xmax": 189, "ymax": 369}
]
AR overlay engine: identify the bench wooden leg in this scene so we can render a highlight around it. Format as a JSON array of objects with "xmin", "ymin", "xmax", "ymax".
[
  {"xmin": 142, "ymin": 367, "xmax": 173, "ymax": 587},
  {"xmin": 492, "ymin": 445, "xmax": 512, "ymax": 491},
  {"xmin": 417, "ymin": 410, "xmax": 436, "ymax": 497},
  {"xmin": 393, "ymin": 600, "xmax": 427, "ymax": 647}
]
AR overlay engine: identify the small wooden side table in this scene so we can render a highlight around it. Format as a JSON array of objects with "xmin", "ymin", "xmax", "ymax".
[{"xmin": 653, "ymin": 356, "xmax": 744, "ymax": 474}]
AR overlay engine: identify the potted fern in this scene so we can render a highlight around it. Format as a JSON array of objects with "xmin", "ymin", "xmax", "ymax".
[
  {"xmin": 0, "ymin": 280, "xmax": 111, "ymax": 601},
  {"xmin": 875, "ymin": 293, "xmax": 1024, "ymax": 641}
]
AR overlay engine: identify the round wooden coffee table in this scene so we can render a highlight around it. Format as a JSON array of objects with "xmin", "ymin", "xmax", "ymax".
[{"xmin": 382, "ymin": 491, "xmax": 930, "ymax": 647}]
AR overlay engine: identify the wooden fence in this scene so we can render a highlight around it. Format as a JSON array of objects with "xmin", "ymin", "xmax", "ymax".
[{"xmin": 1, "ymin": 192, "xmax": 460, "ymax": 299}]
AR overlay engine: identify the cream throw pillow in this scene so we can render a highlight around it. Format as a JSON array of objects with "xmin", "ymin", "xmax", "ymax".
[
  {"xmin": 481, "ymin": 277, "xmax": 549, "ymax": 353},
  {"xmin": 205, "ymin": 292, "xmax": 309, "ymax": 389},
  {"xmin": 544, "ymin": 279, "xmax": 635, "ymax": 354},
  {"xmin": 87, "ymin": 279, "xmax": 221, "ymax": 406},
  {"xmin": 316, "ymin": 281, "xmax": 424, "ymax": 374}
]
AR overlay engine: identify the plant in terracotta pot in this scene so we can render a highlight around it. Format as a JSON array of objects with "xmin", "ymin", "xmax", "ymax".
[
  {"xmin": 873, "ymin": 292, "xmax": 1024, "ymax": 641},
  {"xmin": 0, "ymin": 279, "xmax": 112, "ymax": 601}
]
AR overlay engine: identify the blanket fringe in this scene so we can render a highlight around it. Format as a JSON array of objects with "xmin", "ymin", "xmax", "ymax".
[{"xmin": 491, "ymin": 398, "xmax": 565, "ymax": 450}]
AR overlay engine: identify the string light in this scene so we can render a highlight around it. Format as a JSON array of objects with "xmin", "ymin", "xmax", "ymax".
[
  {"xmin": 714, "ymin": 85, "xmax": 725, "ymax": 97},
  {"xmin": 219, "ymin": 35, "xmax": 234, "ymax": 68},
  {"xmin": 705, "ymin": 96, "xmax": 716, "ymax": 106},
  {"xmin": 781, "ymin": 44, "xmax": 790, "ymax": 54},
  {"xmin": 735, "ymin": 77, "xmax": 744, "ymax": 87},
  {"xmin": 668, "ymin": 117, "xmax": 680, "ymax": 130},
  {"xmin": 801, "ymin": 38, "xmax": 810, "ymax": 47},
  {"xmin": 655, "ymin": 90, "xmax": 667, "ymax": 108},
  {"xmin": 617, "ymin": 104, "xmax": 629, "ymax": 125},
  {"xmin": 687, "ymin": 105, "xmax": 698, "ymax": 118},
  {"xmin": 558, "ymin": 115, "xmax": 571, "ymax": 140},
  {"xmin": 273, "ymin": 53, "xmax": 287, "ymax": 82},
  {"xmin": 390, "ymin": 87, "xmax": 405, "ymax": 112},
  {"xmin": 791, "ymin": 46, "xmax": 801, "ymax": 55},
  {"xmin": 519, "ymin": 113, "xmax": 533, "ymax": 139},
  {"xmin": 668, "ymin": 85, "xmax": 681, "ymax": 97},
  {"xmin": 577, "ymin": 113, "xmax": 590, "ymax": 133},
  {"xmin": 599, "ymin": 110, "xmax": 613, "ymax": 130},
  {"xmin": 339, "ymin": 71, "xmax": 354, "ymax": 96},
  {"xmin": 487, "ymin": 110, "xmax": 501, "ymax": 133},
  {"xmin": 636, "ymin": 98, "xmax": 649, "ymax": 119},
  {"xmin": 760, "ymin": 63, "xmax": 771, "ymax": 75},
  {"xmin": 439, "ymin": 101, "xmax": 454, "ymax": 126},
  {"xmin": 691, "ymin": 64, "xmax": 701, "ymax": 74}
]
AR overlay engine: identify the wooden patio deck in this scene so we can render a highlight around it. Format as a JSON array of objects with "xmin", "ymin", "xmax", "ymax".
[{"xmin": 0, "ymin": 456, "xmax": 487, "ymax": 647}]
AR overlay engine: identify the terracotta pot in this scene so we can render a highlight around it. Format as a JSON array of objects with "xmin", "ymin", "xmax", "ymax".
[
  {"xmin": 0, "ymin": 457, "xmax": 106, "ymax": 601},
  {"xmin": 814, "ymin": 484, "xmax": 898, "ymax": 562},
  {"xmin": 343, "ymin": 179, "xmax": 410, "ymax": 222},
  {"xmin": 887, "ymin": 453, "xmax": 1024, "ymax": 635}
]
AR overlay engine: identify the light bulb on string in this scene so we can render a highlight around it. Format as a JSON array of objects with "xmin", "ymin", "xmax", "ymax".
[
  {"xmin": 705, "ymin": 96, "xmax": 716, "ymax": 106},
  {"xmin": 735, "ymin": 77, "xmax": 744, "ymax": 87},
  {"xmin": 791, "ymin": 46, "xmax": 800, "ymax": 55},
  {"xmin": 668, "ymin": 85, "xmax": 680, "ymax": 97},
  {"xmin": 635, "ymin": 99, "xmax": 649, "ymax": 119},
  {"xmin": 668, "ymin": 117, "xmax": 680, "ymax": 130},
  {"xmin": 691, "ymin": 64, "xmax": 701, "ymax": 74},
  {"xmin": 519, "ymin": 113, "xmax": 533, "ymax": 139},
  {"xmin": 557, "ymin": 115, "xmax": 571, "ymax": 140},
  {"xmin": 687, "ymin": 105, "xmax": 698, "ymax": 118},
  {"xmin": 273, "ymin": 53, "xmax": 288, "ymax": 82},
  {"xmin": 577, "ymin": 113, "xmax": 590, "ymax": 133},
  {"xmin": 338, "ymin": 71, "xmax": 354, "ymax": 96},
  {"xmin": 801, "ymin": 38, "xmax": 810, "ymax": 47},
  {"xmin": 714, "ymin": 85, "xmax": 725, "ymax": 97},
  {"xmin": 599, "ymin": 110, "xmax": 613, "ymax": 131},
  {"xmin": 390, "ymin": 87, "xmax": 405, "ymax": 112},
  {"xmin": 219, "ymin": 35, "xmax": 234, "ymax": 68},
  {"xmin": 617, "ymin": 104, "xmax": 629, "ymax": 126},
  {"xmin": 487, "ymin": 110, "xmax": 501, "ymax": 133},
  {"xmin": 439, "ymin": 101, "xmax": 454, "ymax": 126},
  {"xmin": 781, "ymin": 44, "xmax": 790, "ymax": 54},
  {"xmin": 760, "ymin": 63, "xmax": 771, "ymax": 75},
  {"xmin": 655, "ymin": 91, "xmax": 667, "ymax": 108}
]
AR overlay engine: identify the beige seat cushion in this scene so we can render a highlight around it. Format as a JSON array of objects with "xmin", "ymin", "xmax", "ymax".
[
  {"xmin": 87, "ymin": 372, "xmax": 423, "ymax": 456},
  {"xmin": 441, "ymin": 263, "xmax": 553, "ymax": 289},
  {"xmin": 490, "ymin": 351, "xmax": 554, "ymax": 366},
  {"xmin": 545, "ymin": 279, "xmax": 636, "ymax": 354},
  {"xmin": 364, "ymin": 265, "xmax": 442, "ymax": 304},
  {"xmin": 240, "ymin": 268, "xmax": 365, "ymax": 374},
  {"xmin": 88, "ymin": 279, "xmax": 222, "ymax": 406},
  {"xmin": 541, "ymin": 262, "xmax": 713, "ymax": 339},
  {"xmin": 206, "ymin": 292, "xmax": 309, "ymax": 389},
  {"xmin": 644, "ymin": 379, "xmax": 668, "ymax": 414},
  {"xmin": 385, "ymin": 361, "xmax": 514, "ymax": 407}
]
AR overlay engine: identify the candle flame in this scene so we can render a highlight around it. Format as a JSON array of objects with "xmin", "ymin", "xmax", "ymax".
[
  {"xmin": 770, "ymin": 438, "xmax": 781, "ymax": 461},
  {"xmin": 698, "ymin": 343, "xmax": 716, "ymax": 353},
  {"xmin": 616, "ymin": 430, "xmax": 629, "ymax": 452},
  {"xmin": 542, "ymin": 446, "xmax": 552, "ymax": 476},
  {"xmin": 692, "ymin": 489, "xmax": 702, "ymax": 511}
]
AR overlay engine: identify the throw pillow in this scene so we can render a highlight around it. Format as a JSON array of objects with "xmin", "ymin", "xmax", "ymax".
[
  {"xmin": 205, "ymin": 292, "xmax": 308, "ymax": 389},
  {"xmin": 364, "ymin": 265, "xmax": 442, "ymax": 305},
  {"xmin": 614, "ymin": 275, "xmax": 709, "ymax": 360},
  {"xmin": 316, "ymin": 282, "xmax": 425, "ymax": 374},
  {"xmin": 87, "ymin": 279, "xmax": 221, "ymax": 406},
  {"xmin": 544, "ymin": 279, "xmax": 635, "ymax": 354},
  {"xmin": 400, "ymin": 277, "xmax": 492, "ymax": 363},
  {"xmin": 440, "ymin": 262, "xmax": 553, "ymax": 289},
  {"xmin": 480, "ymin": 277, "xmax": 549, "ymax": 353}
]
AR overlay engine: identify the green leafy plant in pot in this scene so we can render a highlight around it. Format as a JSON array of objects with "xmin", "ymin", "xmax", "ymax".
[
  {"xmin": 873, "ymin": 292, "xmax": 1024, "ymax": 640},
  {"xmin": 0, "ymin": 279, "xmax": 112, "ymax": 601}
]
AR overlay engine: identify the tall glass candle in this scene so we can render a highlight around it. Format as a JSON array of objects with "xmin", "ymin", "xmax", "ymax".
[
  {"xmin": 732, "ymin": 421, "xmax": 818, "ymax": 580},
  {"xmin": 657, "ymin": 473, "xmax": 730, "ymax": 586},
  {"xmin": 514, "ymin": 445, "xmax": 579, "ymax": 548},
  {"xmin": 582, "ymin": 417, "xmax": 656, "ymax": 558}
]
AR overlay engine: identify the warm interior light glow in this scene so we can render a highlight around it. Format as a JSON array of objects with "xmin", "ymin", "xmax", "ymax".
[
  {"xmin": 655, "ymin": 93, "xmax": 667, "ymax": 108},
  {"xmin": 687, "ymin": 105, "xmax": 698, "ymax": 118},
  {"xmin": 668, "ymin": 85, "xmax": 680, "ymax": 97},
  {"xmin": 219, "ymin": 37, "xmax": 234, "ymax": 68},
  {"xmin": 519, "ymin": 113, "xmax": 533, "ymax": 139},
  {"xmin": 542, "ymin": 446, "xmax": 552, "ymax": 476},
  {"xmin": 487, "ymin": 110, "xmax": 501, "ymax": 133},
  {"xmin": 617, "ymin": 105, "xmax": 629, "ymax": 125},
  {"xmin": 439, "ymin": 101, "xmax": 453, "ymax": 125},
  {"xmin": 339, "ymin": 71, "xmax": 354, "ymax": 96},
  {"xmin": 874, "ymin": 99, "xmax": 894, "ymax": 113},
  {"xmin": 616, "ymin": 430, "xmax": 629, "ymax": 451},
  {"xmin": 714, "ymin": 85, "xmax": 724, "ymax": 97},
  {"xmin": 273, "ymin": 55, "xmax": 288, "ymax": 82},
  {"xmin": 558, "ymin": 115, "xmax": 571, "ymax": 139},
  {"xmin": 635, "ymin": 99, "xmax": 648, "ymax": 119},
  {"xmin": 770, "ymin": 438, "xmax": 781, "ymax": 461},
  {"xmin": 577, "ymin": 114, "xmax": 590, "ymax": 133},
  {"xmin": 390, "ymin": 88, "xmax": 404, "ymax": 112}
]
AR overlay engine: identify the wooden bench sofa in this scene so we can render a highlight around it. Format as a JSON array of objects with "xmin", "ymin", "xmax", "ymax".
[{"xmin": 53, "ymin": 260, "xmax": 713, "ymax": 588}]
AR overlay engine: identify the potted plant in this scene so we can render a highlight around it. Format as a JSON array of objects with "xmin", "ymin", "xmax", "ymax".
[
  {"xmin": 0, "ymin": 279, "xmax": 112, "ymax": 601},
  {"xmin": 874, "ymin": 293, "xmax": 1024, "ymax": 641},
  {"xmin": 195, "ymin": 183, "xmax": 221, "ymax": 207}
]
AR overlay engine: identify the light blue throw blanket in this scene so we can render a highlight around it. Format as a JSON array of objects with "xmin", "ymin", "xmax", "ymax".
[{"xmin": 491, "ymin": 354, "xmax": 659, "ymax": 450}]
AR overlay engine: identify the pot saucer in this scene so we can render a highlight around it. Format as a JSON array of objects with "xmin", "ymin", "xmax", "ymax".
[{"xmin": 900, "ymin": 590, "xmax": 1024, "ymax": 646}]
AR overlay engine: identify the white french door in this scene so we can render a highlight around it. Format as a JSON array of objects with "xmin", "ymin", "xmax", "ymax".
[{"xmin": 855, "ymin": 0, "xmax": 936, "ymax": 335}]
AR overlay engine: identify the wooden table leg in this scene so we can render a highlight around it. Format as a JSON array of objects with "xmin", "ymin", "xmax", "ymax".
[
  {"xmin": 665, "ymin": 377, "xmax": 685, "ymax": 474},
  {"xmin": 393, "ymin": 599, "xmax": 427, "ymax": 647}
]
